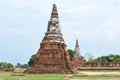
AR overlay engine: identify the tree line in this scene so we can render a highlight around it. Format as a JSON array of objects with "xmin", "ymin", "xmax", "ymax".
[
  {"xmin": 0, "ymin": 62, "xmax": 13, "ymax": 69},
  {"xmin": 91, "ymin": 54, "xmax": 120, "ymax": 62},
  {"xmin": 1, "ymin": 49, "xmax": 120, "ymax": 68},
  {"xmin": 0, "ymin": 62, "xmax": 30, "ymax": 69}
]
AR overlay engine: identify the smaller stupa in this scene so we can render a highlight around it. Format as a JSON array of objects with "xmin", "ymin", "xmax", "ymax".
[
  {"xmin": 74, "ymin": 39, "xmax": 81, "ymax": 59},
  {"xmin": 73, "ymin": 39, "xmax": 83, "ymax": 67}
]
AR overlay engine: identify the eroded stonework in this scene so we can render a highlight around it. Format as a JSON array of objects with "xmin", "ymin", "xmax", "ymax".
[
  {"xmin": 74, "ymin": 39, "xmax": 81, "ymax": 59},
  {"xmin": 71, "ymin": 40, "xmax": 84, "ymax": 67},
  {"xmin": 24, "ymin": 4, "xmax": 75, "ymax": 74}
]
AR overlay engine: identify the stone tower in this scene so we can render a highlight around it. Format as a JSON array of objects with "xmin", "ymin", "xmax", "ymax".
[
  {"xmin": 24, "ymin": 4, "xmax": 75, "ymax": 74},
  {"xmin": 45, "ymin": 4, "xmax": 64, "ymax": 43},
  {"xmin": 73, "ymin": 39, "xmax": 83, "ymax": 67},
  {"xmin": 74, "ymin": 39, "xmax": 81, "ymax": 59}
]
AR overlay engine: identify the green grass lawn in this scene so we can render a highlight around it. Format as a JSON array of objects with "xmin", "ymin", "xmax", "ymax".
[
  {"xmin": 1, "ymin": 70, "xmax": 120, "ymax": 80},
  {"xmin": 0, "ymin": 72, "xmax": 66, "ymax": 80}
]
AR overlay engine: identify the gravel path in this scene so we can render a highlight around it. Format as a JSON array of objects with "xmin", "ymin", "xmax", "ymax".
[
  {"xmin": 70, "ymin": 71, "xmax": 120, "ymax": 80},
  {"xmin": 80, "ymin": 71, "xmax": 120, "ymax": 75},
  {"xmin": 71, "ymin": 78, "xmax": 120, "ymax": 80},
  {"xmin": 64, "ymin": 75, "xmax": 72, "ymax": 80}
]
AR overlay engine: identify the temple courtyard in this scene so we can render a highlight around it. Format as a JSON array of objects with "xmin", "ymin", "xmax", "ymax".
[
  {"xmin": 0, "ymin": 70, "xmax": 120, "ymax": 80},
  {"xmin": 0, "ymin": 2, "xmax": 120, "ymax": 80}
]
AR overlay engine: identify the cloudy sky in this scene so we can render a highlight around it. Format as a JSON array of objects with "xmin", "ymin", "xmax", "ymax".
[{"xmin": 0, "ymin": 0, "xmax": 120, "ymax": 65}]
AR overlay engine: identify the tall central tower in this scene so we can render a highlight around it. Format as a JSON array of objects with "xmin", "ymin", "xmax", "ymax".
[
  {"xmin": 25, "ymin": 4, "xmax": 75, "ymax": 74},
  {"xmin": 44, "ymin": 4, "xmax": 64, "ymax": 43}
]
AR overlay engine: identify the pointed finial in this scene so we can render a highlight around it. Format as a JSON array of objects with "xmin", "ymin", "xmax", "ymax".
[
  {"xmin": 76, "ymin": 39, "xmax": 79, "ymax": 47},
  {"xmin": 51, "ymin": 4, "xmax": 58, "ymax": 16}
]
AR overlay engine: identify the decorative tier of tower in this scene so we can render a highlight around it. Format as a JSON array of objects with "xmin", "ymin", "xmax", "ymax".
[
  {"xmin": 74, "ymin": 39, "xmax": 81, "ymax": 59},
  {"xmin": 24, "ymin": 4, "xmax": 75, "ymax": 74},
  {"xmin": 44, "ymin": 4, "xmax": 64, "ymax": 43}
]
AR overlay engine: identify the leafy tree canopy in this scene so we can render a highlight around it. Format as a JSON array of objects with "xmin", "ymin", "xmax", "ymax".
[
  {"xmin": 0, "ymin": 62, "xmax": 13, "ymax": 69},
  {"xmin": 91, "ymin": 54, "xmax": 120, "ymax": 62},
  {"xmin": 28, "ymin": 54, "xmax": 36, "ymax": 67},
  {"xmin": 67, "ymin": 49, "xmax": 74, "ymax": 58},
  {"xmin": 15, "ymin": 63, "xmax": 30, "ymax": 68}
]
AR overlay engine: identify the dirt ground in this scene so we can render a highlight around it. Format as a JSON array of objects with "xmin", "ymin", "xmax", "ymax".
[
  {"xmin": 70, "ymin": 71, "xmax": 120, "ymax": 80},
  {"xmin": 80, "ymin": 71, "xmax": 120, "ymax": 75},
  {"xmin": 71, "ymin": 78, "xmax": 120, "ymax": 80}
]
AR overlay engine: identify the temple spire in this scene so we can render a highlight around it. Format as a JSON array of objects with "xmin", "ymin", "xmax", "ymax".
[
  {"xmin": 74, "ymin": 39, "xmax": 81, "ymax": 59},
  {"xmin": 51, "ymin": 4, "xmax": 58, "ymax": 17},
  {"xmin": 76, "ymin": 39, "xmax": 79, "ymax": 47},
  {"xmin": 44, "ymin": 4, "xmax": 64, "ymax": 43}
]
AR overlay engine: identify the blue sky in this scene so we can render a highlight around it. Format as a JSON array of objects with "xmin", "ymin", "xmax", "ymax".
[{"xmin": 0, "ymin": 0, "xmax": 120, "ymax": 65}]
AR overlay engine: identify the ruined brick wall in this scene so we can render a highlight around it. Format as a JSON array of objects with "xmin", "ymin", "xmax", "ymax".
[
  {"xmin": 24, "ymin": 42, "xmax": 76, "ymax": 74},
  {"xmin": 82, "ymin": 62, "xmax": 120, "ymax": 67}
]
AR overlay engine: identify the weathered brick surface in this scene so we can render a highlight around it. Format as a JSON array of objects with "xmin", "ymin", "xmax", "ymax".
[
  {"xmin": 25, "ymin": 41, "xmax": 75, "ymax": 73},
  {"xmin": 24, "ymin": 4, "xmax": 78, "ymax": 74}
]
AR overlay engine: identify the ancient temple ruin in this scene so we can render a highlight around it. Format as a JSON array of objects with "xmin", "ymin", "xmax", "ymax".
[
  {"xmin": 72, "ymin": 40, "xmax": 83, "ymax": 67},
  {"xmin": 24, "ymin": 4, "xmax": 75, "ymax": 74},
  {"xmin": 74, "ymin": 39, "xmax": 81, "ymax": 59}
]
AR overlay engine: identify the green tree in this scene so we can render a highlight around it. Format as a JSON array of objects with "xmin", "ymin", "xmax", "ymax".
[
  {"xmin": 92, "ymin": 54, "xmax": 120, "ymax": 62},
  {"xmin": 15, "ymin": 63, "xmax": 30, "ymax": 68},
  {"xmin": 67, "ymin": 49, "xmax": 74, "ymax": 58},
  {"xmin": 20, "ymin": 64, "xmax": 30, "ymax": 68},
  {"xmin": 0, "ymin": 62, "xmax": 13, "ymax": 69},
  {"xmin": 28, "ymin": 54, "xmax": 36, "ymax": 67},
  {"xmin": 7, "ymin": 63, "xmax": 13, "ymax": 68}
]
